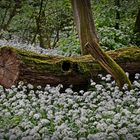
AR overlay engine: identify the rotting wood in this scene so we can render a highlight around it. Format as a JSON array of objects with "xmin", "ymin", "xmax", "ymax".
[{"xmin": 0, "ymin": 46, "xmax": 140, "ymax": 89}]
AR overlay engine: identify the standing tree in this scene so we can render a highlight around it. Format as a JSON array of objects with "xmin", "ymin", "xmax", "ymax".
[
  {"xmin": 71, "ymin": 0, "xmax": 131, "ymax": 89},
  {"xmin": 31, "ymin": 0, "xmax": 51, "ymax": 48},
  {"xmin": 134, "ymin": 8, "xmax": 140, "ymax": 45},
  {"xmin": 1, "ymin": 0, "xmax": 22, "ymax": 31},
  {"xmin": 115, "ymin": 0, "xmax": 120, "ymax": 30}
]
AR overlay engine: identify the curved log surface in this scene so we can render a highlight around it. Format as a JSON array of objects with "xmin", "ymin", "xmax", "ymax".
[
  {"xmin": 0, "ymin": 48, "xmax": 19, "ymax": 87},
  {"xmin": 0, "ymin": 46, "xmax": 140, "ymax": 89}
]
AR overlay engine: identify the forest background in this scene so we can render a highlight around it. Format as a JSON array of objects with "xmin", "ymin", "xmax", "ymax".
[{"xmin": 0, "ymin": 0, "xmax": 139, "ymax": 56}]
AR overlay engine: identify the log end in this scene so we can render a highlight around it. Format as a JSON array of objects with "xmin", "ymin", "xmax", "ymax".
[{"xmin": 0, "ymin": 47, "xmax": 19, "ymax": 88}]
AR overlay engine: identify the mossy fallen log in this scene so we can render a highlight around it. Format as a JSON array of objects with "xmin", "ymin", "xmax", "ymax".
[{"xmin": 0, "ymin": 46, "xmax": 140, "ymax": 89}]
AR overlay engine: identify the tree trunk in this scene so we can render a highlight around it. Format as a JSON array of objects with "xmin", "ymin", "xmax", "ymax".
[
  {"xmin": 3, "ymin": 0, "xmax": 22, "ymax": 31},
  {"xmin": 71, "ymin": 0, "xmax": 99, "ymax": 55},
  {"xmin": 71, "ymin": 0, "xmax": 132, "ymax": 89},
  {"xmin": 134, "ymin": 8, "xmax": 140, "ymax": 46},
  {"xmin": 32, "ymin": 0, "xmax": 51, "ymax": 48},
  {"xmin": 0, "ymin": 2, "xmax": 11, "ymax": 32},
  {"xmin": 115, "ymin": 0, "xmax": 120, "ymax": 30},
  {"xmin": 134, "ymin": 8, "xmax": 140, "ymax": 33},
  {"xmin": 0, "ymin": 46, "xmax": 139, "ymax": 89}
]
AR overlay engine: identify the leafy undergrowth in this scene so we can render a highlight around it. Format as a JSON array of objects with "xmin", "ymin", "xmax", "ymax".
[{"xmin": 0, "ymin": 73, "xmax": 140, "ymax": 140}]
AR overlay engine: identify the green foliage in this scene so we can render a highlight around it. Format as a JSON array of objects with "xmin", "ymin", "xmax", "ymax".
[
  {"xmin": 98, "ymin": 27, "xmax": 131, "ymax": 50},
  {"xmin": 0, "ymin": 0, "xmax": 139, "ymax": 52},
  {"xmin": 93, "ymin": 0, "xmax": 139, "ymax": 49},
  {"xmin": 0, "ymin": 115, "xmax": 23, "ymax": 130},
  {"xmin": 132, "ymin": 33, "xmax": 140, "ymax": 46},
  {"xmin": 57, "ymin": 31, "xmax": 81, "ymax": 56},
  {"xmin": 0, "ymin": 0, "xmax": 73, "ymax": 47}
]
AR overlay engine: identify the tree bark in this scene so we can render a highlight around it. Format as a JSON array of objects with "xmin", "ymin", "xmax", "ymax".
[
  {"xmin": 134, "ymin": 8, "xmax": 140, "ymax": 46},
  {"xmin": 31, "ymin": 0, "xmax": 51, "ymax": 48},
  {"xmin": 71, "ymin": 0, "xmax": 99, "ymax": 55},
  {"xmin": 0, "ymin": 46, "xmax": 139, "ymax": 89},
  {"xmin": 71, "ymin": 0, "xmax": 132, "ymax": 89},
  {"xmin": 0, "ymin": 2, "xmax": 11, "ymax": 32},
  {"xmin": 115, "ymin": 0, "xmax": 120, "ymax": 30},
  {"xmin": 134, "ymin": 8, "xmax": 140, "ymax": 34},
  {"xmin": 3, "ymin": 0, "xmax": 22, "ymax": 31}
]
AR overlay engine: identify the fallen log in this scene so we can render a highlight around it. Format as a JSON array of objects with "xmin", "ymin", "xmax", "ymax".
[{"xmin": 0, "ymin": 46, "xmax": 140, "ymax": 89}]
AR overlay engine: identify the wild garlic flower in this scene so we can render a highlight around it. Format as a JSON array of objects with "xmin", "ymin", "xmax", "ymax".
[
  {"xmin": 135, "ymin": 73, "xmax": 140, "ymax": 79},
  {"xmin": 126, "ymin": 133, "xmax": 137, "ymax": 140},
  {"xmin": 87, "ymin": 133, "xmax": 107, "ymax": 140},
  {"xmin": 9, "ymin": 135, "xmax": 17, "ymax": 140},
  {"xmin": 118, "ymin": 127, "xmax": 128, "ymax": 135},
  {"xmin": 27, "ymin": 84, "xmax": 34, "ymax": 89},
  {"xmin": 65, "ymin": 88, "xmax": 73, "ymax": 94},
  {"xmin": 21, "ymin": 136, "xmax": 34, "ymax": 140},
  {"xmin": 33, "ymin": 113, "xmax": 41, "ymax": 120},
  {"xmin": 133, "ymin": 80, "xmax": 140, "ymax": 88},
  {"xmin": 108, "ymin": 132, "xmax": 119, "ymax": 140},
  {"xmin": 106, "ymin": 124, "xmax": 116, "ymax": 132}
]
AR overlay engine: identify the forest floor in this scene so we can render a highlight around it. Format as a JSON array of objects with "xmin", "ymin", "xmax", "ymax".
[{"xmin": 0, "ymin": 39, "xmax": 140, "ymax": 140}]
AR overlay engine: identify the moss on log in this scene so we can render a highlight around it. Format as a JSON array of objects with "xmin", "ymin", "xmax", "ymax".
[{"xmin": 0, "ymin": 46, "xmax": 140, "ymax": 89}]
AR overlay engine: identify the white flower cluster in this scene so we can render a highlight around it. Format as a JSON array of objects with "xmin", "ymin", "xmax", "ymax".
[
  {"xmin": 0, "ymin": 39, "xmax": 62, "ymax": 56},
  {"xmin": 0, "ymin": 73, "xmax": 140, "ymax": 140}
]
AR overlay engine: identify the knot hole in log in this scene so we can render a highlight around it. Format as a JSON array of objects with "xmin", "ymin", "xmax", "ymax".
[{"xmin": 62, "ymin": 61, "xmax": 71, "ymax": 71}]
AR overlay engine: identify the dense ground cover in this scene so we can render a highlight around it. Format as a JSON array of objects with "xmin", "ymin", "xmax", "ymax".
[
  {"xmin": 0, "ymin": 73, "xmax": 140, "ymax": 140},
  {"xmin": 0, "ymin": 40, "xmax": 140, "ymax": 140}
]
